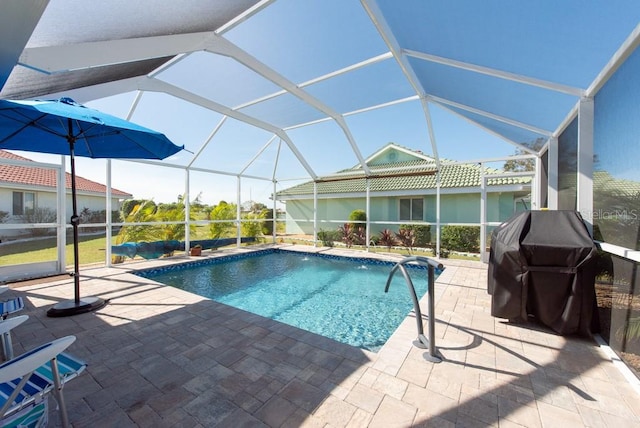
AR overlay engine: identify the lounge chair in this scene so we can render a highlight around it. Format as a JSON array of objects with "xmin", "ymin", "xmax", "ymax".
[
  {"xmin": 0, "ymin": 297, "xmax": 24, "ymax": 320},
  {"xmin": 0, "ymin": 336, "xmax": 86, "ymax": 428},
  {"xmin": 0, "ymin": 315, "xmax": 28, "ymax": 361}
]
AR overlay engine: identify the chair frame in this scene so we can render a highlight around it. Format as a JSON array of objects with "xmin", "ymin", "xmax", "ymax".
[{"xmin": 0, "ymin": 336, "xmax": 85, "ymax": 428}]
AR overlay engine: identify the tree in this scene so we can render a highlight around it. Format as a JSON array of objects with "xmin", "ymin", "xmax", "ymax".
[
  {"xmin": 251, "ymin": 202, "xmax": 267, "ymax": 213},
  {"xmin": 503, "ymin": 137, "xmax": 546, "ymax": 172},
  {"xmin": 120, "ymin": 199, "xmax": 149, "ymax": 218}
]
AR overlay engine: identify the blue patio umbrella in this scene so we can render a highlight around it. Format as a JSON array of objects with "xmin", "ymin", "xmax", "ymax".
[{"xmin": 0, "ymin": 97, "xmax": 184, "ymax": 317}]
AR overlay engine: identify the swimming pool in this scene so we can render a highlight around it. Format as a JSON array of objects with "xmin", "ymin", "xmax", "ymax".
[{"xmin": 137, "ymin": 249, "xmax": 430, "ymax": 352}]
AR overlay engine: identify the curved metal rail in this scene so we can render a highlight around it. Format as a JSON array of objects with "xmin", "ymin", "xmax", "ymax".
[{"xmin": 385, "ymin": 256, "xmax": 443, "ymax": 363}]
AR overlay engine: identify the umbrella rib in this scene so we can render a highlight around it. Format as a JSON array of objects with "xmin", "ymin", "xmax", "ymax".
[
  {"xmin": 0, "ymin": 111, "xmax": 67, "ymax": 143},
  {"xmin": 73, "ymin": 122, "xmax": 101, "ymax": 157}
]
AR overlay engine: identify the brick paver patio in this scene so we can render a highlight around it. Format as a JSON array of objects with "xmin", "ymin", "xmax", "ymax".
[{"xmin": 5, "ymin": 244, "xmax": 640, "ymax": 427}]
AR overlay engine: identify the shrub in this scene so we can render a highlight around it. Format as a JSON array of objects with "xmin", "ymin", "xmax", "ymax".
[
  {"xmin": 209, "ymin": 201, "xmax": 236, "ymax": 239},
  {"xmin": 378, "ymin": 229, "xmax": 397, "ymax": 250},
  {"xmin": 0, "ymin": 211, "xmax": 8, "ymax": 223},
  {"xmin": 400, "ymin": 224, "xmax": 431, "ymax": 247},
  {"xmin": 349, "ymin": 209, "xmax": 367, "ymax": 230},
  {"xmin": 395, "ymin": 227, "xmax": 416, "ymax": 254},
  {"xmin": 78, "ymin": 209, "xmax": 121, "ymax": 225},
  {"xmin": 22, "ymin": 207, "xmax": 56, "ymax": 236},
  {"xmin": 259, "ymin": 208, "xmax": 274, "ymax": 235},
  {"xmin": 440, "ymin": 225, "xmax": 480, "ymax": 253},
  {"xmin": 353, "ymin": 226, "xmax": 366, "ymax": 245},
  {"xmin": 318, "ymin": 229, "xmax": 339, "ymax": 247},
  {"xmin": 241, "ymin": 213, "xmax": 262, "ymax": 237},
  {"xmin": 338, "ymin": 223, "xmax": 355, "ymax": 248}
]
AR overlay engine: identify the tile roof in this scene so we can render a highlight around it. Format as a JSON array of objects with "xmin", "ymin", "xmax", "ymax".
[
  {"xmin": 278, "ymin": 144, "xmax": 531, "ymax": 197},
  {"xmin": 0, "ymin": 150, "xmax": 132, "ymax": 197},
  {"xmin": 561, "ymin": 170, "xmax": 640, "ymax": 196}
]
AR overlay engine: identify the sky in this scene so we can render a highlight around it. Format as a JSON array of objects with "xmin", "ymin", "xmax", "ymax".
[{"xmin": 8, "ymin": 0, "xmax": 639, "ymax": 207}]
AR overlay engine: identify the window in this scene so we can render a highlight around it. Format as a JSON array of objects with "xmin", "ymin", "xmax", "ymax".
[
  {"xmin": 399, "ymin": 198, "xmax": 423, "ymax": 221},
  {"xmin": 12, "ymin": 191, "xmax": 35, "ymax": 215}
]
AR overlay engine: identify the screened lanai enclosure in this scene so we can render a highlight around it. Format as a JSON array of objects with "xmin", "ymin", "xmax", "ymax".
[{"xmin": 1, "ymin": 1, "xmax": 640, "ymax": 374}]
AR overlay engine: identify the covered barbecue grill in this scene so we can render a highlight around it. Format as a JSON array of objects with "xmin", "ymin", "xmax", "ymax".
[{"xmin": 488, "ymin": 210, "xmax": 598, "ymax": 336}]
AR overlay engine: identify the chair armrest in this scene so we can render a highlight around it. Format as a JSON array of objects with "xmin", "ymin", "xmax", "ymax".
[
  {"xmin": 0, "ymin": 315, "xmax": 28, "ymax": 337},
  {"xmin": 0, "ymin": 336, "xmax": 75, "ymax": 384}
]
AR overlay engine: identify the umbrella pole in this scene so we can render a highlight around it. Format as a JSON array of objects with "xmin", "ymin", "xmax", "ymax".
[
  {"xmin": 47, "ymin": 121, "xmax": 107, "ymax": 317},
  {"xmin": 70, "ymin": 140, "xmax": 81, "ymax": 304}
]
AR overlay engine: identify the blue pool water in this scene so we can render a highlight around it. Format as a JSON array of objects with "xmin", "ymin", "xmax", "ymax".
[{"xmin": 137, "ymin": 250, "xmax": 430, "ymax": 351}]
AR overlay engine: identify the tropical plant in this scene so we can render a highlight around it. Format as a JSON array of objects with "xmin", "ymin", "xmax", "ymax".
[
  {"xmin": 395, "ymin": 227, "xmax": 416, "ymax": 254},
  {"xmin": 154, "ymin": 202, "xmax": 187, "ymax": 241},
  {"xmin": 114, "ymin": 200, "xmax": 158, "ymax": 243},
  {"xmin": 338, "ymin": 223, "xmax": 355, "ymax": 248},
  {"xmin": 120, "ymin": 199, "xmax": 148, "ymax": 218},
  {"xmin": 260, "ymin": 208, "xmax": 275, "ymax": 236},
  {"xmin": 378, "ymin": 229, "xmax": 397, "ymax": 250},
  {"xmin": 400, "ymin": 224, "xmax": 431, "ymax": 247},
  {"xmin": 112, "ymin": 200, "xmax": 159, "ymax": 263},
  {"xmin": 241, "ymin": 213, "xmax": 263, "ymax": 238},
  {"xmin": 209, "ymin": 201, "xmax": 237, "ymax": 239},
  {"xmin": 353, "ymin": 226, "xmax": 367, "ymax": 245},
  {"xmin": 318, "ymin": 229, "xmax": 337, "ymax": 247}
]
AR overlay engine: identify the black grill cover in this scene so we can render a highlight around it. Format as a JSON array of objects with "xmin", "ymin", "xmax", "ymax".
[{"xmin": 488, "ymin": 210, "xmax": 597, "ymax": 336}]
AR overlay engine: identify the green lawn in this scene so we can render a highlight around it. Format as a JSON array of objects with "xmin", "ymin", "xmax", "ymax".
[
  {"xmin": 0, "ymin": 225, "xmax": 246, "ymax": 268},
  {"xmin": 0, "ymin": 235, "xmax": 111, "ymax": 267}
]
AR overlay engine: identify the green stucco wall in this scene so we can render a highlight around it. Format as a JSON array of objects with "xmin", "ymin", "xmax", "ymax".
[{"xmin": 285, "ymin": 191, "xmax": 527, "ymax": 236}]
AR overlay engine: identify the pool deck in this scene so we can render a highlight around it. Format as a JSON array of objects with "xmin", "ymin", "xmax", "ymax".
[{"xmin": 5, "ymin": 244, "xmax": 640, "ymax": 427}]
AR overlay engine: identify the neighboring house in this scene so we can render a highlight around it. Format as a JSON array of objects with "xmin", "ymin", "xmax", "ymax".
[
  {"xmin": 0, "ymin": 150, "xmax": 132, "ymax": 234},
  {"xmin": 276, "ymin": 143, "xmax": 532, "ymax": 237}
]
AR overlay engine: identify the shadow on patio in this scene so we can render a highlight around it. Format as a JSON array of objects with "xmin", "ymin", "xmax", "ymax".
[{"xmin": 3, "ymin": 251, "xmax": 640, "ymax": 427}]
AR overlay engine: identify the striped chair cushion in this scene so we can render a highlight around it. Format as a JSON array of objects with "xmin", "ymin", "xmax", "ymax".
[
  {"xmin": 0, "ymin": 338, "xmax": 86, "ymax": 415},
  {"xmin": 0, "ymin": 299, "xmax": 23, "ymax": 319}
]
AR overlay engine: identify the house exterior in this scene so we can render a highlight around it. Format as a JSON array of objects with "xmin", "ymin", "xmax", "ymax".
[
  {"xmin": 276, "ymin": 143, "xmax": 532, "ymax": 237},
  {"xmin": 0, "ymin": 150, "xmax": 132, "ymax": 234}
]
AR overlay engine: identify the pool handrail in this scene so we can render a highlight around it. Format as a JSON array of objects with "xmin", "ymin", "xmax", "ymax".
[{"xmin": 385, "ymin": 256, "xmax": 443, "ymax": 363}]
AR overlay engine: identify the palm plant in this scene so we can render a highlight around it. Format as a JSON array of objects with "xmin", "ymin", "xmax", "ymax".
[
  {"xmin": 112, "ymin": 200, "xmax": 158, "ymax": 263},
  {"xmin": 209, "ymin": 201, "xmax": 237, "ymax": 239},
  {"xmin": 154, "ymin": 203, "xmax": 187, "ymax": 241}
]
